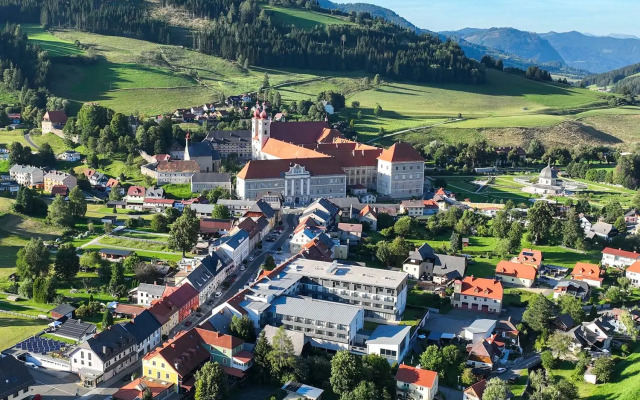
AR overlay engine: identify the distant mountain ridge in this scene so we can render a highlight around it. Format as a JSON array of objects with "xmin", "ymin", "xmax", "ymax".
[{"xmin": 318, "ymin": 0, "xmax": 640, "ymax": 75}]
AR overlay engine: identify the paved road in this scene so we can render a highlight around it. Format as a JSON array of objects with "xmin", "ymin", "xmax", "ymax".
[
  {"xmin": 24, "ymin": 133, "xmax": 39, "ymax": 149},
  {"xmin": 173, "ymin": 213, "xmax": 296, "ymax": 332}
]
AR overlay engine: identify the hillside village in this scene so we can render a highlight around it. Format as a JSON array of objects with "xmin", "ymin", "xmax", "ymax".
[
  {"xmin": 1, "ymin": 1, "xmax": 640, "ymax": 400},
  {"xmin": 0, "ymin": 94, "xmax": 639, "ymax": 400}
]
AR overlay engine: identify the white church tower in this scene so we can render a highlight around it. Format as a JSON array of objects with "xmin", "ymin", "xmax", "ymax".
[{"xmin": 251, "ymin": 102, "xmax": 271, "ymax": 160}]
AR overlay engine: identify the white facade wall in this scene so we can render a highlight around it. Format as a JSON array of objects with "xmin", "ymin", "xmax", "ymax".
[
  {"xmin": 627, "ymin": 270, "xmax": 640, "ymax": 288},
  {"xmin": 377, "ymin": 160, "xmax": 424, "ymax": 199}
]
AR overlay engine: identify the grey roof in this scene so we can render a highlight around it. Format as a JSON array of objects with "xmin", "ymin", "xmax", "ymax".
[
  {"xmin": 205, "ymin": 130, "xmax": 251, "ymax": 144},
  {"xmin": 186, "ymin": 263, "xmax": 218, "ymax": 292},
  {"xmin": 432, "ymin": 254, "xmax": 467, "ymax": 279},
  {"xmin": 465, "ymin": 319, "xmax": 497, "ymax": 334},
  {"xmin": 190, "ymin": 203, "xmax": 216, "ymax": 214},
  {"xmin": 262, "ymin": 325, "xmax": 305, "ymax": 356},
  {"xmin": 145, "ymin": 187, "xmax": 165, "ymax": 198},
  {"xmin": 249, "ymin": 199, "xmax": 276, "ymax": 219},
  {"xmin": 307, "ymin": 198, "xmax": 339, "ymax": 217},
  {"xmin": 555, "ymin": 314, "xmax": 576, "ymax": 329},
  {"xmin": 220, "ymin": 229, "xmax": 250, "ymax": 250},
  {"xmin": 328, "ymin": 197, "xmax": 363, "ymax": 210},
  {"xmin": 122, "ymin": 310, "xmax": 161, "ymax": 344},
  {"xmin": 218, "ymin": 199, "xmax": 255, "ymax": 208},
  {"xmin": 51, "ymin": 303, "xmax": 76, "ymax": 316},
  {"xmin": 554, "ymin": 279, "xmax": 590, "ymax": 294},
  {"xmin": 366, "ymin": 324, "xmax": 411, "ymax": 346},
  {"xmin": 204, "ymin": 308, "xmax": 234, "ymax": 335},
  {"xmin": 0, "ymin": 355, "xmax": 35, "ymax": 399},
  {"xmin": 540, "ymin": 164, "xmax": 558, "ymax": 179},
  {"xmin": 268, "ymin": 296, "xmax": 361, "ymax": 326},
  {"xmin": 99, "ymin": 248, "xmax": 133, "ymax": 257},
  {"xmin": 187, "ymin": 141, "xmax": 213, "ymax": 157},
  {"xmin": 191, "ymin": 172, "xmax": 231, "ymax": 183},
  {"xmin": 137, "ymin": 283, "xmax": 166, "ymax": 297},
  {"xmin": 78, "ymin": 324, "xmax": 136, "ymax": 363},
  {"xmin": 287, "ymin": 259, "xmax": 407, "ymax": 289},
  {"xmin": 409, "ymin": 243, "xmax": 435, "ymax": 261},
  {"xmin": 591, "ymin": 222, "xmax": 617, "ymax": 236},
  {"xmin": 9, "ymin": 164, "xmax": 42, "ymax": 174},
  {"xmin": 55, "ymin": 318, "xmax": 96, "ymax": 341}
]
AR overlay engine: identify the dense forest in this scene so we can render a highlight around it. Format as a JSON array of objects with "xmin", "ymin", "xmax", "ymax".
[
  {"xmin": 0, "ymin": 0, "xmax": 170, "ymax": 43},
  {"xmin": 188, "ymin": 1, "xmax": 485, "ymax": 83},
  {"xmin": 581, "ymin": 63, "xmax": 640, "ymax": 88}
]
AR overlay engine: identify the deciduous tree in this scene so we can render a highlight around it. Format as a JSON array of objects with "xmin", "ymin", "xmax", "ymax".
[
  {"xmin": 482, "ymin": 378, "xmax": 509, "ymax": 400},
  {"xmin": 211, "ymin": 204, "xmax": 231, "ymax": 220},
  {"xmin": 16, "ymin": 238, "xmax": 50, "ymax": 279},
  {"xmin": 330, "ymin": 350, "xmax": 361, "ymax": 395},
  {"xmin": 47, "ymin": 195, "xmax": 73, "ymax": 227},
  {"xmin": 54, "ymin": 244, "xmax": 80, "ymax": 281},
  {"xmin": 168, "ymin": 207, "xmax": 199, "ymax": 256},
  {"xmin": 68, "ymin": 186, "xmax": 87, "ymax": 217},
  {"xmin": 195, "ymin": 361, "xmax": 227, "ymax": 400}
]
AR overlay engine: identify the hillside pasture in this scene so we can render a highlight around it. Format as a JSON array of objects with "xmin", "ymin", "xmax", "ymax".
[
  {"xmin": 0, "ymin": 314, "xmax": 47, "ymax": 350},
  {"xmin": 22, "ymin": 24, "xmax": 83, "ymax": 57},
  {"xmin": 263, "ymin": 5, "xmax": 354, "ymax": 30}
]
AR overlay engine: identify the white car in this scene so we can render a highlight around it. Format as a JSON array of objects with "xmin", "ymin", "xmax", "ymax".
[
  {"xmin": 496, "ymin": 368, "xmax": 507, "ymax": 374},
  {"xmin": 247, "ymin": 256, "xmax": 255, "ymax": 262},
  {"xmin": 240, "ymin": 265, "xmax": 246, "ymax": 271},
  {"xmin": 214, "ymin": 292, "xmax": 222, "ymax": 298}
]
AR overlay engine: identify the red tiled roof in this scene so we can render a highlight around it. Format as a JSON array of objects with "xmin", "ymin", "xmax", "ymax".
[
  {"xmin": 270, "ymin": 121, "xmax": 329, "ymax": 144},
  {"xmin": 395, "ymin": 364, "xmax": 437, "ymax": 388},
  {"xmin": 44, "ymin": 110, "xmax": 68, "ymax": 124},
  {"xmin": 300, "ymin": 238, "xmax": 333, "ymax": 262},
  {"xmin": 114, "ymin": 304, "xmax": 146, "ymax": 317},
  {"xmin": 156, "ymin": 160, "xmax": 200, "ymax": 173},
  {"xmin": 147, "ymin": 298, "xmax": 178, "ymax": 325},
  {"xmin": 602, "ymin": 247, "xmax": 640, "ymax": 259},
  {"xmin": 166, "ymin": 283, "xmax": 198, "ymax": 309},
  {"xmin": 423, "ymin": 199, "xmax": 439, "ymax": 208},
  {"xmin": 627, "ymin": 260, "xmax": 640, "ymax": 274},
  {"xmin": 51, "ymin": 185, "xmax": 68, "ymax": 196},
  {"xmin": 517, "ymin": 248, "xmax": 543, "ymax": 265},
  {"xmin": 261, "ymin": 138, "xmax": 330, "ymax": 159},
  {"xmin": 317, "ymin": 128, "xmax": 344, "ymax": 143},
  {"xmin": 232, "ymin": 350, "xmax": 254, "ymax": 363},
  {"xmin": 457, "ymin": 276, "xmax": 503, "ymax": 300},
  {"xmin": 237, "ymin": 158, "xmax": 345, "ymax": 180},
  {"xmin": 495, "ymin": 260, "xmax": 537, "ymax": 281},
  {"xmin": 359, "ymin": 205, "xmax": 377, "ymax": 218},
  {"xmin": 144, "ymin": 198, "xmax": 175, "ymax": 204},
  {"xmin": 378, "ymin": 142, "xmax": 424, "ymax": 163},
  {"xmin": 106, "ymin": 178, "xmax": 119, "ymax": 188},
  {"xmin": 143, "ymin": 330, "xmax": 209, "ymax": 378},
  {"xmin": 571, "ymin": 262, "xmax": 603, "ymax": 282},
  {"xmin": 154, "ymin": 154, "xmax": 171, "ymax": 161},
  {"xmin": 464, "ymin": 379, "xmax": 487, "ymax": 399},
  {"xmin": 200, "ymin": 219, "xmax": 234, "ymax": 233},
  {"xmin": 127, "ymin": 185, "xmax": 145, "ymax": 196},
  {"xmin": 113, "ymin": 378, "xmax": 173, "ymax": 400},
  {"xmin": 338, "ymin": 223, "xmax": 363, "ymax": 233},
  {"xmin": 195, "ymin": 327, "xmax": 245, "ymax": 350}
]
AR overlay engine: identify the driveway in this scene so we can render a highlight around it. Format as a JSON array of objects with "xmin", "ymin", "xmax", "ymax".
[
  {"xmin": 421, "ymin": 310, "xmax": 478, "ymax": 336},
  {"xmin": 24, "ymin": 133, "xmax": 39, "ymax": 149}
]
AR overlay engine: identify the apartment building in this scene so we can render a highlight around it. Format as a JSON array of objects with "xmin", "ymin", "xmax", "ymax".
[
  {"xmin": 44, "ymin": 171, "xmax": 77, "ymax": 193},
  {"xmin": 452, "ymin": 277, "xmax": 503, "ymax": 314},
  {"xmin": 601, "ymin": 247, "xmax": 640, "ymax": 268},
  {"xmin": 9, "ymin": 164, "xmax": 44, "ymax": 187},
  {"xmin": 288, "ymin": 259, "xmax": 408, "ymax": 322},
  {"xmin": 266, "ymin": 296, "xmax": 364, "ymax": 351}
]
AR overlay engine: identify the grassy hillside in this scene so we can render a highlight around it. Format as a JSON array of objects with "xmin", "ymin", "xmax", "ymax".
[
  {"xmin": 21, "ymin": 26, "xmax": 638, "ymax": 145},
  {"xmin": 21, "ymin": 24, "xmax": 82, "ymax": 57},
  {"xmin": 263, "ymin": 5, "xmax": 354, "ymax": 30}
]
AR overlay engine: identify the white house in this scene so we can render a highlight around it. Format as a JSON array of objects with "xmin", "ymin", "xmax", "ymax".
[
  {"xmin": 133, "ymin": 283, "xmax": 166, "ymax": 306},
  {"xmin": 626, "ymin": 261, "xmax": 640, "ymax": 288},
  {"xmin": 57, "ymin": 150, "xmax": 81, "ymax": 162},
  {"xmin": 601, "ymin": 247, "xmax": 640, "ymax": 268},
  {"xmin": 218, "ymin": 229, "xmax": 250, "ymax": 267},
  {"xmin": 69, "ymin": 324, "xmax": 138, "ymax": 387},
  {"xmin": 395, "ymin": 364, "xmax": 438, "ymax": 400},
  {"xmin": 365, "ymin": 325, "xmax": 411, "ymax": 364}
]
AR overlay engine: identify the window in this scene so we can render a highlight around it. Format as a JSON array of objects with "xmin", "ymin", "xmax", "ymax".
[{"xmin": 166, "ymin": 373, "xmax": 170, "ymax": 379}]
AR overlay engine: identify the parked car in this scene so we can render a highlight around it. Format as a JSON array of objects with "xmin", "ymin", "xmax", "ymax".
[
  {"xmin": 496, "ymin": 368, "xmax": 507, "ymax": 374},
  {"xmin": 240, "ymin": 265, "xmax": 246, "ymax": 271},
  {"xmin": 214, "ymin": 292, "xmax": 222, "ymax": 298},
  {"xmin": 248, "ymin": 256, "xmax": 255, "ymax": 262}
]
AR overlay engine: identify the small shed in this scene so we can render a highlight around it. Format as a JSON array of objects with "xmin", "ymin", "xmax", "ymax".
[
  {"xmin": 99, "ymin": 248, "xmax": 133, "ymax": 262},
  {"xmin": 50, "ymin": 303, "xmax": 76, "ymax": 320},
  {"xmin": 462, "ymin": 238, "xmax": 470, "ymax": 247}
]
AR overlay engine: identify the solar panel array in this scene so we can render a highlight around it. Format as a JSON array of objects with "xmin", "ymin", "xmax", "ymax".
[
  {"xmin": 15, "ymin": 336, "xmax": 66, "ymax": 354},
  {"xmin": 56, "ymin": 319, "xmax": 93, "ymax": 340}
]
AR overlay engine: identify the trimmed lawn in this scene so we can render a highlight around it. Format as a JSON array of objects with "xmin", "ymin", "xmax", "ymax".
[
  {"xmin": 0, "ymin": 314, "xmax": 47, "ymax": 351},
  {"xmin": 98, "ymin": 236, "xmax": 171, "ymax": 252},
  {"xmin": 120, "ymin": 231, "xmax": 169, "ymax": 241},
  {"xmin": 163, "ymin": 183, "xmax": 197, "ymax": 199},
  {"xmin": 0, "ymin": 130, "xmax": 27, "ymax": 147},
  {"xmin": 41, "ymin": 333, "xmax": 77, "ymax": 345},
  {"xmin": 82, "ymin": 245, "xmax": 183, "ymax": 262}
]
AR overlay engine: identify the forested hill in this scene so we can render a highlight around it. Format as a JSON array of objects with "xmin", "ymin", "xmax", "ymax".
[
  {"xmin": 316, "ymin": 0, "xmax": 421, "ymax": 32},
  {"xmin": 581, "ymin": 63, "xmax": 640, "ymax": 96},
  {"xmin": 0, "ymin": 0, "xmax": 486, "ymax": 85}
]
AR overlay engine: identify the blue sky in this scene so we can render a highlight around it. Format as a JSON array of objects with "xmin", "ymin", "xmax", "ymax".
[{"xmin": 332, "ymin": 0, "xmax": 640, "ymax": 37}]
